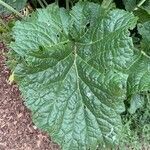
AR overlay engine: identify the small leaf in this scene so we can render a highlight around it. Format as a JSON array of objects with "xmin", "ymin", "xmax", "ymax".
[{"xmin": 128, "ymin": 94, "xmax": 144, "ymax": 114}]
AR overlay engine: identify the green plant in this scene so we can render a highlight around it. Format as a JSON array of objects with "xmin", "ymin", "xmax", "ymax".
[
  {"xmin": 0, "ymin": 17, "xmax": 15, "ymax": 45},
  {"xmin": 0, "ymin": 0, "xmax": 150, "ymax": 149},
  {"xmin": 123, "ymin": 0, "xmax": 150, "ymax": 23},
  {"xmin": 0, "ymin": 0, "xmax": 26, "ymax": 16}
]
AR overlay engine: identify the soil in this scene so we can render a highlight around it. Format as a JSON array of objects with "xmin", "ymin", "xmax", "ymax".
[{"xmin": 0, "ymin": 43, "xmax": 59, "ymax": 150}]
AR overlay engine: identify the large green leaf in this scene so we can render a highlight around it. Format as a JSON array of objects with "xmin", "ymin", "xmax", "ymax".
[
  {"xmin": 127, "ymin": 21, "xmax": 150, "ymax": 97},
  {"xmin": 141, "ymin": 0, "xmax": 150, "ymax": 14},
  {"xmin": 127, "ymin": 55, "xmax": 150, "ymax": 96},
  {"xmin": 133, "ymin": 8, "xmax": 150, "ymax": 23},
  {"xmin": 10, "ymin": 2, "xmax": 150, "ymax": 150},
  {"xmin": 138, "ymin": 21, "xmax": 150, "ymax": 56},
  {"xmin": 123, "ymin": 0, "xmax": 139, "ymax": 11},
  {"xmin": 123, "ymin": 0, "xmax": 150, "ymax": 12},
  {"xmin": 0, "ymin": 0, "xmax": 27, "ymax": 15},
  {"xmin": 123, "ymin": 0, "xmax": 150, "ymax": 23},
  {"xmin": 126, "ymin": 26, "xmax": 150, "ymax": 114},
  {"xmin": 138, "ymin": 0, "xmax": 150, "ymax": 23}
]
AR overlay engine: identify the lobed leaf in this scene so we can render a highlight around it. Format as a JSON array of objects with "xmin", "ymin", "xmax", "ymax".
[{"xmin": 9, "ymin": 2, "xmax": 150, "ymax": 150}]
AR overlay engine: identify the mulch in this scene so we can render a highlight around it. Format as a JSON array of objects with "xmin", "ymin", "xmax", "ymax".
[{"xmin": 0, "ymin": 43, "xmax": 59, "ymax": 150}]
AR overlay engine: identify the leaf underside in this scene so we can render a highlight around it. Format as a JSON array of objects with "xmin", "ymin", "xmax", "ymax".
[{"xmin": 10, "ymin": 2, "xmax": 150, "ymax": 150}]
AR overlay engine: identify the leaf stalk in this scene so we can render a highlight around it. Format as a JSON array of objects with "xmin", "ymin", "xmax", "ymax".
[
  {"xmin": 66, "ymin": 0, "xmax": 69, "ymax": 10},
  {"xmin": 37, "ymin": 0, "xmax": 45, "ymax": 8},
  {"xmin": 134, "ymin": 0, "xmax": 147, "ymax": 10},
  {"xmin": 0, "ymin": 0, "xmax": 23, "ymax": 18}
]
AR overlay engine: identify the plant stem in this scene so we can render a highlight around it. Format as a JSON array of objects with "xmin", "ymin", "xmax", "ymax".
[
  {"xmin": 0, "ymin": 0, "xmax": 23, "ymax": 18},
  {"xmin": 134, "ymin": 0, "xmax": 147, "ymax": 10},
  {"xmin": 70, "ymin": 1, "xmax": 73, "ymax": 7},
  {"xmin": 101, "ymin": 0, "xmax": 113, "ymax": 9},
  {"xmin": 141, "ymin": 50, "xmax": 150, "ymax": 59},
  {"xmin": 55, "ymin": 0, "xmax": 59, "ymax": 5},
  {"xmin": 66, "ymin": 0, "xmax": 69, "ymax": 10},
  {"xmin": 37, "ymin": 0, "xmax": 45, "ymax": 8},
  {"xmin": 42, "ymin": 0, "xmax": 48, "ymax": 6}
]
